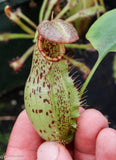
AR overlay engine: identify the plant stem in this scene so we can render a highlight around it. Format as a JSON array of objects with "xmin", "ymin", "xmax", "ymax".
[
  {"xmin": 82, "ymin": 0, "xmax": 86, "ymax": 9},
  {"xmin": 65, "ymin": 43, "xmax": 94, "ymax": 50},
  {"xmin": 4, "ymin": 6, "xmax": 35, "ymax": 35},
  {"xmin": 10, "ymin": 45, "xmax": 35, "ymax": 71},
  {"xmin": 65, "ymin": 5, "xmax": 105, "ymax": 22},
  {"xmin": 0, "ymin": 116, "xmax": 16, "ymax": 121},
  {"xmin": 64, "ymin": 55, "xmax": 90, "ymax": 76},
  {"xmin": 113, "ymin": 54, "xmax": 116, "ymax": 84},
  {"xmin": 54, "ymin": 3, "xmax": 70, "ymax": 20},
  {"xmin": 94, "ymin": 0, "xmax": 100, "ymax": 18},
  {"xmin": 16, "ymin": 9, "xmax": 37, "ymax": 29},
  {"xmin": 39, "ymin": 0, "xmax": 48, "ymax": 23},
  {"xmin": 0, "ymin": 33, "xmax": 34, "ymax": 41},
  {"xmin": 44, "ymin": 0, "xmax": 58, "ymax": 20},
  {"xmin": 20, "ymin": 45, "xmax": 35, "ymax": 64},
  {"xmin": 79, "ymin": 56, "xmax": 103, "ymax": 96},
  {"xmin": 99, "ymin": 0, "xmax": 105, "ymax": 9},
  {"xmin": 16, "ymin": 19, "xmax": 35, "ymax": 35},
  {"xmin": 94, "ymin": 0, "xmax": 98, "ymax": 5}
]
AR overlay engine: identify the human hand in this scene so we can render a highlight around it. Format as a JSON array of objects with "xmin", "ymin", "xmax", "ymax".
[{"xmin": 5, "ymin": 108, "xmax": 116, "ymax": 160}]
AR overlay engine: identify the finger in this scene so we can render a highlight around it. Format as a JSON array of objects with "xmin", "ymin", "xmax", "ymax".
[
  {"xmin": 5, "ymin": 110, "xmax": 43, "ymax": 160},
  {"xmin": 96, "ymin": 128, "xmax": 116, "ymax": 160},
  {"xmin": 79, "ymin": 106, "xmax": 85, "ymax": 114},
  {"xmin": 37, "ymin": 142, "xmax": 72, "ymax": 160},
  {"xmin": 74, "ymin": 109, "xmax": 108, "ymax": 159}
]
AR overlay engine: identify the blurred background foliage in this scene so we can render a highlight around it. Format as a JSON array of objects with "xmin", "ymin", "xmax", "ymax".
[{"xmin": 0, "ymin": 0, "xmax": 116, "ymax": 156}]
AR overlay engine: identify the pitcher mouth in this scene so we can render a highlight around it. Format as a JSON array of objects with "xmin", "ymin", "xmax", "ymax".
[{"xmin": 37, "ymin": 35, "xmax": 65, "ymax": 62}]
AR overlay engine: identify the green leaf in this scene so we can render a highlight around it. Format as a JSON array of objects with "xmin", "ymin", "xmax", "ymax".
[
  {"xmin": 86, "ymin": 9, "xmax": 116, "ymax": 57},
  {"xmin": 80, "ymin": 9, "xmax": 116, "ymax": 96}
]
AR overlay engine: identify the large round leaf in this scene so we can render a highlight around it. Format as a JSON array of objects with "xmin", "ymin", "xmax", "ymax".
[{"xmin": 86, "ymin": 9, "xmax": 116, "ymax": 57}]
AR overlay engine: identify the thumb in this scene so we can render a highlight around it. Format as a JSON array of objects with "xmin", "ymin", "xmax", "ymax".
[{"xmin": 37, "ymin": 142, "xmax": 72, "ymax": 160}]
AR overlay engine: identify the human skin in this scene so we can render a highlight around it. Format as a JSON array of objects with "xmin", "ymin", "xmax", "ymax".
[{"xmin": 5, "ymin": 108, "xmax": 116, "ymax": 160}]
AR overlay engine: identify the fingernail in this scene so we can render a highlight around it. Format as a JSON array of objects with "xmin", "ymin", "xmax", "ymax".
[{"xmin": 37, "ymin": 142, "xmax": 58, "ymax": 160}]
